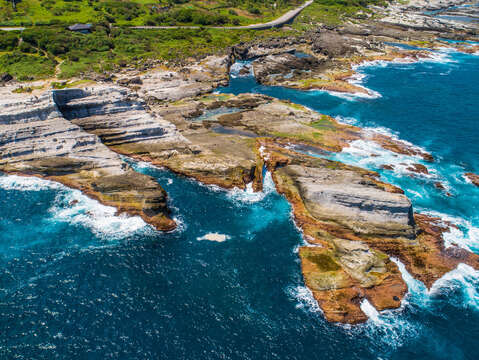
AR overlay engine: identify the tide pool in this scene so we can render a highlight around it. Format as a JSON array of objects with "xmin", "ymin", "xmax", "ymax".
[{"xmin": 1, "ymin": 47, "xmax": 479, "ymax": 359}]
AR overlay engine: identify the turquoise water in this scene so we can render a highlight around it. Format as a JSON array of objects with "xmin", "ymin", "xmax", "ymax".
[{"xmin": 1, "ymin": 47, "xmax": 479, "ymax": 359}]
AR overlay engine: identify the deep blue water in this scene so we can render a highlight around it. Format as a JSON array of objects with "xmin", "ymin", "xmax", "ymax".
[{"xmin": 1, "ymin": 47, "xmax": 479, "ymax": 359}]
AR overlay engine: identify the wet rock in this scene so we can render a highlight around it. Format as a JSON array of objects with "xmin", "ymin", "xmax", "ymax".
[
  {"xmin": 407, "ymin": 163, "xmax": 429, "ymax": 174},
  {"xmin": 465, "ymin": 172, "xmax": 479, "ymax": 187},
  {"xmin": 0, "ymin": 85, "xmax": 177, "ymax": 231}
]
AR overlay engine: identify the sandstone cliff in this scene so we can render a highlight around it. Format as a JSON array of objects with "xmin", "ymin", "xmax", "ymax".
[{"xmin": 0, "ymin": 87, "xmax": 176, "ymax": 231}]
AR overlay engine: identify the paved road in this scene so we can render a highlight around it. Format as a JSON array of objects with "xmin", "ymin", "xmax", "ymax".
[
  {"xmin": 0, "ymin": 27, "xmax": 26, "ymax": 31},
  {"xmin": 132, "ymin": 0, "xmax": 314, "ymax": 30},
  {"xmin": 0, "ymin": 1, "xmax": 314, "ymax": 32}
]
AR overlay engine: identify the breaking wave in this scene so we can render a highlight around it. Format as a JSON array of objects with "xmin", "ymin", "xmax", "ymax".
[
  {"xmin": 227, "ymin": 171, "xmax": 276, "ymax": 204},
  {"xmin": 49, "ymin": 189, "xmax": 150, "ymax": 240},
  {"xmin": 0, "ymin": 175, "xmax": 64, "ymax": 192}
]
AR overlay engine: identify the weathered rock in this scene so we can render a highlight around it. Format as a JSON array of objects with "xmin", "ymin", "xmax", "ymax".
[
  {"xmin": 0, "ymin": 87, "xmax": 176, "ymax": 231},
  {"xmin": 407, "ymin": 163, "xmax": 429, "ymax": 174},
  {"xmin": 117, "ymin": 76, "xmax": 143, "ymax": 86},
  {"xmin": 259, "ymin": 139, "xmax": 479, "ymax": 323},
  {"xmin": 232, "ymin": 37, "xmax": 306, "ymax": 60},
  {"xmin": 310, "ymin": 31, "xmax": 356, "ymax": 57},
  {"xmin": 465, "ymin": 172, "xmax": 479, "ymax": 187},
  {"xmin": 252, "ymin": 52, "xmax": 322, "ymax": 83},
  {"xmin": 138, "ymin": 55, "xmax": 231, "ymax": 102}
]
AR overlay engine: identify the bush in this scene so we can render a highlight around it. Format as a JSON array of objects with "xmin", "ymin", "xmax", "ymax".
[
  {"xmin": 0, "ymin": 32, "xmax": 18, "ymax": 51},
  {"xmin": 18, "ymin": 42, "xmax": 37, "ymax": 54},
  {"xmin": 0, "ymin": 52, "xmax": 56, "ymax": 80},
  {"xmin": 248, "ymin": 6, "xmax": 261, "ymax": 15}
]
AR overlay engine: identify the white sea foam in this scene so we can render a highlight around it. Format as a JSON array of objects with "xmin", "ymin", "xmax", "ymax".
[
  {"xmin": 230, "ymin": 61, "xmax": 254, "ymax": 78},
  {"xmin": 393, "ymin": 256, "xmax": 479, "ymax": 310},
  {"xmin": 0, "ymin": 175, "xmax": 64, "ymax": 191},
  {"xmin": 0, "ymin": 175, "xmax": 151, "ymax": 239},
  {"xmin": 430, "ymin": 264, "xmax": 479, "ymax": 309},
  {"xmin": 391, "ymin": 257, "xmax": 429, "ymax": 307},
  {"xmin": 132, "ymin": 161, "xmax": 162, "ymax": 171},
  {"xmin": 336, "ymin": 138, "xmax": 434, "ymax": 179},
  {"xmin": 288, "ymin": 285, "xmax": 323, "ymax": 313},
  {"xmin": 49, "ymin": 188, "xmax": 150, "ymax": 240},
  {"xmin": 320, "ymin": 86, "xmax": 382, "ymax": 101},
  {"xmin": 197, "ymin": 232, "xmax": 230, "ymax": 242},
  {"xmin": 360, "ymin": 299, "xmax": 382, "ymax": 324},
  {"xmin": 334, "ymin": 115, "xmax": 358, "ymax": 125},
  {"xmin": 227, "ymin": 171, "xmax": 275, "ymax": 203},
  {"xmin": 420, "ymin": 210, "xmax": 479, "ymax": 252}
]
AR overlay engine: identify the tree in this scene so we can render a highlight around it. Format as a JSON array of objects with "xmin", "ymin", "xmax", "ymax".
[{"xmin": 10, "ymin": 0, "xmax": 19, "ymax": 11}]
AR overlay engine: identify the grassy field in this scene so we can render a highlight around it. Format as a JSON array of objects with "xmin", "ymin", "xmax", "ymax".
[{"xmin": 0, "ymin": 0, "xmax": 302, "ymax": 26}]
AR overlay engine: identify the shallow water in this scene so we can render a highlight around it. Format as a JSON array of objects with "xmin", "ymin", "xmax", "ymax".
[{"xmin": 1, "ymin": 47, "xmax": 479, "ymax": 359}]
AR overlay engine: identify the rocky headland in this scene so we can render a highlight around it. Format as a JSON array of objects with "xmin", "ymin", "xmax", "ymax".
[
  {"xmin": 1, "ymin": 0, "xmax": 478, "ymax": 324},
  {"xmin": 0, "ymin": 87, "xmax": 177, "ymax": 231}
]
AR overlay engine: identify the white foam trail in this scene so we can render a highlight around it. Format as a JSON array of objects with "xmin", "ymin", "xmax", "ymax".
[
  {"xmin": 319, "ymin": 87, "xmax": 382, "ymax": 101},
  {"xmin": 352, "ymin": 50, "xmax": 455, "ymax": 73},
  {"xmin": 227, "ymin": 171, "xmax": 275, "ymax": 203},
  {"xmin": 430, "ymin": 264, "xmax": 479, "ymax": 309},
  {"xmin": 393, "ymin": 257, "xmax": 479, "ymax": 310},
  {"xmin": 360, "ymin": 299, "xmax": 382, "ymax": 324},
  {"xmin": 420, "ymin": 210, "xmax": 479, "ymax": 252},
  {"xmin": 391, "ymin": 258, "xmax": 429, "ymax": 307},
  {"xmin": 0, "ymin": 175, "xmax": 64, "ymax": 191},
  {"xmin": 288, "ymin": 285, "xmax": 323, "ymax": 313},
  {"xmin": 230, "ymin": 61, "xmax": 254, "ymax": 78},
  {"xmin": 335, "ymin": 138, "xmax": 434, "ymax": 179},
  {"xmin": 49, "ymin": 188, "xmax": 150, "ymax": 240}
]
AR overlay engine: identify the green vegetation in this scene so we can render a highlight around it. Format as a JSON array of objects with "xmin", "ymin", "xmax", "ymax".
[
  {"xmin": 310, "ymin": 115, "xmax": 335, "ymax": 129},
  {"xmin": 0, "ymin": 24, "xmax": 294, "ymax": 79},
  {"xmin": 12, "ymin": 84, "xmax": 45, "ymax": 92},
  {"xmin": 0, "ymin": 0, "xmax": 302, "ymax": 26},
  {"xmin": 0, "ymin": 52, "xmax": 56, "ymax": 80},
  {"xmin": 51, "ymin": 79, "xmax": 92, "ymax": 88},
  {"xmin": 0, "ymin": 0, "xmax": 387, "ymax": 81},
  {"xmin": 303, "ymin": 250, "xmax": 341, "ymax": 272},
  {"xmin": 293, "ymin": 0, "xmax": 387, "ymax": 29}
]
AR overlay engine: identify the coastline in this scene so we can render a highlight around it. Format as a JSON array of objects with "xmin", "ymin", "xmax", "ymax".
[{"xmin": 1, "ymin": 0, "xmax": 479, "ymax": 327}]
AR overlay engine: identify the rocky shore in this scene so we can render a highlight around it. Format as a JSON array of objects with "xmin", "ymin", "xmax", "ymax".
[
  {"xmin": 1, "ymin": 0, "xmax": 478, "ymax": 324},
  {"xmin": 0, "ymin": 87, "xmax": 176, "ymax": 231}
]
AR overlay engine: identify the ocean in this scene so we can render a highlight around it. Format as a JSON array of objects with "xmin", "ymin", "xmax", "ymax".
[{"xmin": 1, "ymin": 46, "xmax": 479, "ymax": 359}]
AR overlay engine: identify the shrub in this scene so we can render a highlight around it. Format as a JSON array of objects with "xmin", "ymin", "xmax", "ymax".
[{"xmin": 0, "ymin": 32, "xmax": 18, "ymax": 51}]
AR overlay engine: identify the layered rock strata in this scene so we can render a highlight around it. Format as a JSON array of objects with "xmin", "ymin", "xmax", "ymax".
[
  {"xmin": 0, "ymin": 88, "xmax": 176, "ymax": 231},
  {"xmin": 2, "ymin": 83, "xmax": 478, "ymax": 323},
  {"xmin": 259, "ymin": 139, "xmax": 479, "ymax": 323}
]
